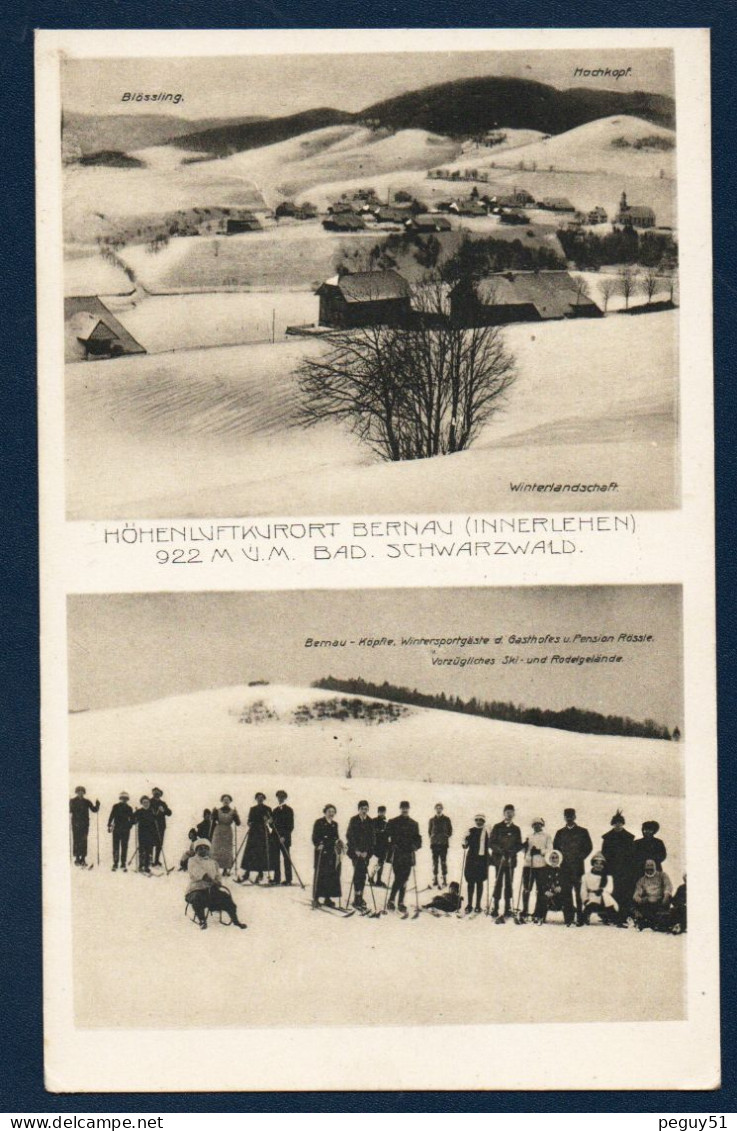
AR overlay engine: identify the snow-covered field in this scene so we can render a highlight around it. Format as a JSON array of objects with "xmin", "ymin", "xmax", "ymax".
[
  {"xmin": 65, "ymin": 310, "xmax": 678, "ymax": 519},
  {"xmin": 69, "ymin": 686, "xmax": 685, "ymax": 1029}
]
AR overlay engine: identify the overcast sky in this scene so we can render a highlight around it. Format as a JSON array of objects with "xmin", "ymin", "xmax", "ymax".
[
  {"xmin": 68, "ymin": 587, "xmax": 682, "ymax": 728},
  {"xmin": 61, "ymin": 49, "xmax": 674, "ymax": 120}
]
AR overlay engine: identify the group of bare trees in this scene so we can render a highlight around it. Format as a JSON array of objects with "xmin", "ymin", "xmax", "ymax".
[
  {"xmin": 298, "ymin": 284, "xmax": 515, "ymax": 463},
  {"xmin": 597, "ymin": 266, "xmax": 677, "ymax": 312}
]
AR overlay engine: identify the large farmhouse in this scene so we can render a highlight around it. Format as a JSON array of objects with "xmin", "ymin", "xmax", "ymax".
[
  {"xmin": 316, "ymin": 271, "xmax": 412, "ymax": 328},
  {"xmin": 450, "ymin": 271, "xmax": 602, "ymax": 326},
  {"xmin": 64, "ymin": 296, "xmax": 146, "ymax": 362}
]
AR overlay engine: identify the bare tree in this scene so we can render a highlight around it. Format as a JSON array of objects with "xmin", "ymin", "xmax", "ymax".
[
  {"xmin": 598, "ymin": 275, "xmax": 616, "ymax": 313},
  {"xmin": 641, "ymin": 267, "xmax": 660, "ymax": 305},
  {"xmin": 616, "ymin": 266, "xmax": 639, "ymax": 311},
  {"xmin": 572, "ymin": 275, "xmax": 592, "ymax": 309},
  {"xmin": 297, "ymin": 283, "xmax": 516, "ymax": 462}
]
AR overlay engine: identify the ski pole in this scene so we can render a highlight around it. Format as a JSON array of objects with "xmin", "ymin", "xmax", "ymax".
[
  {"xmin": 264, "ymin": 818, "xmax": 272, "ymax": 879},
  {"xmin": 312, "ymin": 844, "xmax": 323, "ymax": 908},
  {"xmin": 128, "ymin": 825, "xmax": 139, "ymax": 870},
  {"xmin": 343, "ymin": 871, "xmax": 355, "ymax": 913},
  {"xmin": 69, "ymin": 814, "xmax": 73, "ymax": 863},
  {"xmin": 458, "ymin": 846, "xmax": 467, "ymax": 915},
  {"xmin": 365, "ymin": 864, "xmax": 379, "ymax": 916},
  {"xmin": 233, "ymin": 828, "xmax": 247, "ymax": 879},
  {"xmin": 411, "ymin": 857, "xmax": 421, "ymax": 918},
  {"xmin": 382, "ymin": 859, "xmax": 395, "ymax": 913},
  {"xmin": 96, "ymin": 809, "xmax": 100, "ymax": 867},
  {"xmin": 272, "ymin": 825, "xmax": 305, "ymax": 889}
]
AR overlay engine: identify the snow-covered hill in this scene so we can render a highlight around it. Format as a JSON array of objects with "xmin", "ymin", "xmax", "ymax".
[{"xmin": 70, "ymin": 682, "xmax": 682, "ymax": 797}]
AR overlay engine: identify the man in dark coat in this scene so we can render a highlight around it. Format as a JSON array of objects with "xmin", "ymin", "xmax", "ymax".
[
  {"xmin": 69, "ymin": 786, "xmax": 100, "ymax": 866},
  {"xmin": 633, "ymin": 821, "xmax": 667, "ymax": 875},
  {"xmin": 601, "ymin": 810, "xmax": 637, "ymax": 921},
  {"xmin": 553, "ymin": 808, "xmax": 593, "ymax": 926},
  {"xmin": 149, "ymin": 787, "xmax": 172, "ymax": 867},
  {"xmin": 107, "ymin": 791, "xmax": 133, "ymax": 871},
  {"xmin": 489, "ymin": 805, "xmax": 523, "ymax": 920},
  {"xmin": 386, "ymin": 801, "xmax": 422, "ymax": 912},
  {"xmin": 428, "ymin": 803, "xmax": 453, "ymax": 887},
  {"xmin": 347, "ymin": 800, "xmax": 376, "ymax": 909},
  {"xmin": 132, "ymin": 796, "xmax": 158, "ymax": 874},
  {"xmin": 270, "ymin": 789, "xmax": 295, "ymax": 885},
  {"xmin": 371, "ymin": 806, "xmax": 388, "ymax": 886}
]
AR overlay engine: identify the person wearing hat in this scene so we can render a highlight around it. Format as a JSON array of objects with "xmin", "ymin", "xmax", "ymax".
[
  {"xmin": 311, "ymin": 805, "xmax": 344, "ymax": 907},
  {"xmin": 489, "ymin": 805, "xmax": 524, "ymax": 922},
  {"xmin": 186, "ymin": 839, "xmax": 247, "ymax": 930},
  {"xmin": 632, "ymin": 857, "xmax": 673, "ymax": 931},
  {"xmin": 521, "ymin": 818, "xmax": 552, "ymax": 921},
  {"xmin": 149, "ymin": 788, "xmax": 172, "ymax": 868},
  {"xmin": 346, "ymin": 800, "xmax": 376, "ymax": 909},
  {"xmin": 601, "ymin": 810, "xmax": 637, "ymax": 923},
  {"xmin": 633, "ymin": 821, "xmax": 667, "ymax": 876},
  {"xmin": 553, "ymin": 808, "xmax": 593, "ymax": 926},
  {"xmin": 462, "ymin": 814, "xmax": 490, "ymax": 913},
  {"xmin": 107, "ymin": 791, "xmax": 133, "ymax": 872},
  {"xmin": 386, "ymin": 802, "xmax": 422, "ymax": 913},
  {"xmin": 239, "ymin": 792, "xmax": 274, "ymax": 883},
  {"xmin": 210, "ymin": 794, "xmax": 241, "ymax": 875},
  {"xmin": 270, "ymin": 790, "xmax": 295, "ymax": 885},
  {"xmin": 69, "ymin": 786, "xmax": 100, "ymax": 867},
  {"xmin": 579, "ymin": 852, "xmax": 619, "ymax": 925},
  {"xmin": 371, "ymin": 806, "xmax": 389, "ymax": 887},
  {"xmin": 428, "ymin": 803, "xmax": 453, "ymax": 889},
  {"xmin": 132, "ymin": 796, "xmax": 158, "ymax": 875}
]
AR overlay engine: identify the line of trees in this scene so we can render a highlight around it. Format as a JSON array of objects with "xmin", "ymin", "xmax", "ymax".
[
  {"xmin": 312, "ymin": 676, "xmax": 676, "ymax": 741},
  {"xmin": 556, "ymin": 226, "xmax": 678, "ymax": 270}
]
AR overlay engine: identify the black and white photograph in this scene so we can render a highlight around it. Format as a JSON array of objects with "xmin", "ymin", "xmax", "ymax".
[
  {"xmin": 58, "ymin": 41, "xmax": 680, "ymax": 518},
  {"xmin": 65, "ymin": 586, "xmax": 685, "ymax": 1030}
]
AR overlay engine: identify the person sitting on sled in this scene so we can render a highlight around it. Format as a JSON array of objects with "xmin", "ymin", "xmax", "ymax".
[
  {"xmin": 579, "ymin": 852, "xmax": 620, "ymax": 925},
  {"xmin": 632, "ymin": 857, "xmax": 673, "ymax": 931},
  {"xmin": 185, "ymin": 839, "xmax": 247, "ymax": 931}
]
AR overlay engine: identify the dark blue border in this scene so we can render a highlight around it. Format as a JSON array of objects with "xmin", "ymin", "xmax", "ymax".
[{"xmin": 3, "ymin": 0, "xmax": 735, "ymax": 1112}]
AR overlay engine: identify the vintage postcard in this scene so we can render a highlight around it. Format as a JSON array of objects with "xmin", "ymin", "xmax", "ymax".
[{"xmin": 36, "ymin": 28, "xmax": 717, "ymax": 1093}]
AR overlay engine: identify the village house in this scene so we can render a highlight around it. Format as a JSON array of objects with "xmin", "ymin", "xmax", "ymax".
[
  {"xmin": 587, "ymin": 206, "xmax": 608, "ymax": 225},
  {"xmin": 407, "ymin": 213, "xmax": 452, "ymax": 233},
  {"xmin": 449, "ymin": 271, "xmax": 602, "ymax": 327},
  {"xmin": 540, "ymin": 197, "xmax": 576, "ymax": 212},
  {"xmin": 64, "ymin": 296, "xmax": 146, "ymax": 362},
  {"xmin": 322, "ymin": 213, "xmax": 366, "ymax": 232},
  {"xmin": 316, "ymin": 271, "xmax": 412, "ymax": 328},
  {"xmin": 497, "ymin": 188, "xmax": 535, "ymax": 208},
  {"xmin": 616, "ymin": 193, "xmax": 656, "ymax": 228},
  {"xmin": 225, "ymin": 213, "xmax": 262, "ymax": 234}
]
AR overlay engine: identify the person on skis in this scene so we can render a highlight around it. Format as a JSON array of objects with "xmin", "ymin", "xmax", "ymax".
[
  {"xmin": 69, "ymin": 786, "xmax": 100, "ymax": 867},
  {"xmin": 579, "ymin": 852, "xmax": 619, "ymax": 925},
  {"xmin": 553, "ymin": 808, "xmax": 593, "ymax": 926},
  {"xmin": 107, "ymin": 791, "xmax": 133, "ymax": 872},
  {"xmin": 428, "ymin": 803, "xmax": 453, "ymax": 888},
  {"xmin": 132, "ymin": 796, "xmax": 158, "ymax": 874},
  {"xmin": 270, "ymin": 790, "xmax": 295, "ymax": 885},
  {"xmin": 489, "ymin": 804, "xmax": 523, "ymax": 922},
  {"xmin": 462, "ymin": 814, "xmax": 490, "ymax": 914},
  {"xmin": 520, "ymin": 818, "xmax": 552, "ymax": 921},
  {"xmin": 311, "ymin": 804, "xmax": 344, "ymax": 908},
  {"xmin": 386, "ymin": 801, "xmax": 422, "ymax": 913},
  {"xmin": 239, "ymin": 792, "xmax": 274, "ymax": 884},
  {"xmin": 371, "ymin": 805, "xmax": 389, "ymax": 887},
  {"xmin": 346, "ymin": 800, "xmax": 376, "ymax": 910},
  {"xmin": 185, "ymin": 839, "xmax": 247, "ymax": 930}
]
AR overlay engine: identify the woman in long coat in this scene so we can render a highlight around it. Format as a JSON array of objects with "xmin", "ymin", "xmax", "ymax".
[
  {"xmin": 463, "ymin": 815, "xmax": 490, "ymax": 913},
  {"xmin": 600, "ymin": 810, "xmax": 637, "ymax": 920},
  {"xmin": 311, "ymin": 805, "xmax": 344, "ymax": 906},
  {"xmin": 210, "ymin": 794, "xmax": 241, "ymax": 874},
  {"xmin": 240, "ymin": 792, "xmax": 273, "ymax": 882}
]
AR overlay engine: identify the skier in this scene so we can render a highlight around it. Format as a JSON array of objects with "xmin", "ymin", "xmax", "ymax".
[
  {"xmin": 633, "ymin": 821, "xmax": 667, "ymax": 876},
  {"xmin": 462, "ymin": 814, "xmax": 490, "ymax": 914},
  {"xmin": 107, "ymin": 790, "xmax": 133, "ymax": 872},
  {"xmin": 185, "ymin": 839, "xmax": 247, "ymax": 930},
  {"xmin": 346, "ymin": 800, "xmax": 376, "ymax": 909},
  {"xmin": 371, "ymin": 805, "xmax": 389, "ymax": 886},
  {"xmin": 489, "ymin": 804, "xmax": 523, "ymax": 922},
  {"xmin": 270, "ymin": 790, "xmax": 295, "ymax": 885},
  {"xmin": 669, "ymin": 873, "xmax": 687, "ymax": 933},
  {"xmin": 423, "ymin": 882, "xmax": 463, "ymax": 914},
  {"xmin": 553, "ymin": 808, "xmax": 593, "ymax": 926},
  {"xmin": 520, "ymin": 818, "xmax": 552, "ymax": 921},
  {"xmin": 600, "ymin": 810, "xmax": 637, "ymax": 923},
  {"xmin": 428, "ymin": 803, "xmax": 453, "ymax": 888},
  {"xmin": 132, "ymin": 796, "xmax": 158, "ymax": 874},
  {"xmin": 579, "ymin": 852, "xmax": 619, "ymax": 925},
  {"xmin": 149, "ymin": 787, "xmax": 172, "ymax": 868},
  {"xmin": 196, "ymin": 809, "xmax": 213, "ymax": 840},
  {"xmin": 632, "ymin": 858, "xmax": 673, "ymax": 931},
  {"xmin": 386, "ymin": 801, "xmax": 422, "ymax": 913},
  {"xmin": 535, "ymin": 848, "xmax": 564, "ymax": 923},
  {"xmin": 210, "ymin": 794, "xmax": 240, "ymax": 874},
  {"xmin": 311, "ymin": 804, "xmax": 344, "ymax": 908},
  {"xmin": 239, "ymin": 792, "xmax": 274, "ymax": 883},
  {"xmin": 179, "ymin": 828, "xmax": 198, "ymax": 871},
  {"xmin": 69, "ymin": 786, "xmax": 100, "ymax": 867}
]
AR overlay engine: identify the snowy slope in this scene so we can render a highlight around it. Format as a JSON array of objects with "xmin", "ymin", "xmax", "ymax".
[{"xmin": 70, "ymin": 682, "xmax": 682, "ymax": 797}]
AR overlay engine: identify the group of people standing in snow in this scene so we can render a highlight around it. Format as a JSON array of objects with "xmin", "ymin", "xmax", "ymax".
[{"xmin": 70, "ymin": 786, "xmax": 686, "ymax": 935}]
